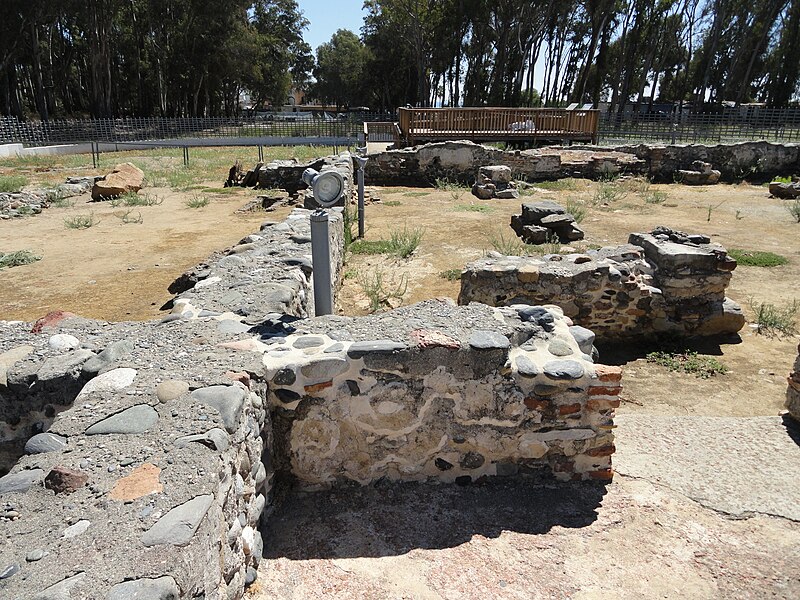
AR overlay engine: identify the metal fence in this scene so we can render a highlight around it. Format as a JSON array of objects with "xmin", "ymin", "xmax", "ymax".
[
  {"xmin": 0, "ymin": 113, "xmax": 395, "ymax": 147},
  {"xmin": 598, "ymin": 108, "xmax": 800, "ymax": 144},
  {"xmin": 3, "ymin": 109, "xmax": 800, "ymax": 148}
]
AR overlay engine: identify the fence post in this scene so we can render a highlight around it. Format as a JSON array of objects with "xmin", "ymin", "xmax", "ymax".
[{"xmin": 183, "ymin": 146, "xmax": 189, "ymax": 166}]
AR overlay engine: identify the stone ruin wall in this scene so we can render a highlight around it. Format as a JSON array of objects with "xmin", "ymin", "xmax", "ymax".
[
  {"xmin": 363, "ymin": 140, "xmax": 800, "ymax": 185},
  {"xmin": 788, "ymin": 345, "xmax": 800, "ymax": 421},
  {"xmin": 0, "ymin": 193, "xmax": 621, "ymax": 596},
  {"xmin": 608, "ymin": 141, "xmax": 800, "ymax": 183},
  {"xmin": 459, "ymin": 230, "xmax": 745, "ymax": 341},
  {"xmin": 0, "ymin": 206, "xmax": 346, "ymax": 599},
  {"xmin": 265, "ymin": 301, "xmax": 618, "ymax": 490}
]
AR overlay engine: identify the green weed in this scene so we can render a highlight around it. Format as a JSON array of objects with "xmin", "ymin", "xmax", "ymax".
[
  {"xmin": 434, "ymin": 177, "xmax": 469, "ymax": 201},
  {"xmin": 489, "ymin": 230, "xmax": 525, "ymax": 256},
  {"xmin": 643, "ymin": 190, "xmax": 667, "ymax": 204},
  {"xmin": 593, "ymin": 182, "xmax": 627, "ymax": 205},
  {"xmin": 199, "ymin": 187, "xmax": 239, "ymax": 194},
  {"xmin": 64, "ymin": 213, "xmax": 98, "ymax": 229},
  {"xmin": 771, "ymin": 175, "xmax": 793, "ymax": 184},
  {"xmin": 786, "ymin": 198, "xmax": 800, "ymax": 223},
  {"xmin": 529, "ymin": 178, "xmax": 578, "ymax": 192},
  {"xmin": 350, "ymin": 226, "xmax": 423, "ymax": 259},
  {"xmin": 116, "ymin": 210, "xmax": 143, "ymax": 224},
  {"xmin": 706, "ymin": 200, "xmax": 725, "ymax": 222},
  {"xmin": 111, "ymin": 191, "xmax": 163, "ymax": 207},
  {"xmin": 0, "ymin": 175, "xmax": 28, "ymax": 193},
  {"xmin": 728, "ymin": 249, "xmax": 788, "ymax": 267},
  {"xmin": 439, "ymin": 268, "xmax": 462, "ymax": 281},
  {"xmin": 185, "ymin": 195, "xmax": 210, "ymax": 209},
  {"xmin": 563, "ymin": 198, "xmax": 587, "ymax": 223},
  {"xmin": 646, "ymin": 350, "xmax": 728, "ymax": 379},
  {"xmin": 357, "ymin": 267, "xmax": 408, "ymax": 313},
  {"xmin": 383, "ymin": 200, "xmax": 402, "ymax": 207},
  {"xmin": 453, "ymin": 203, "xmax": 493, "ymax": 213},
  {"xmin": 749, "ymin": 298, "xmax": 799, "ymax": 337},
  {"xmin": 0, "ymin": 250, "xmax": 41, "ymax": 269}
]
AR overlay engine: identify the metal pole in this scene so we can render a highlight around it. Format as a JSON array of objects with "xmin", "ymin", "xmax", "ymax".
[
  {"xmin": 310, "ymin": 209, "xmax": 333, "ymax": 316},
  {"xmin": 355, "ymin": 156, "xmax": 368, "ymax": 239},
  {"xmin": 358, "ymin": 166, "xmax": 365, "ymax": 238}
]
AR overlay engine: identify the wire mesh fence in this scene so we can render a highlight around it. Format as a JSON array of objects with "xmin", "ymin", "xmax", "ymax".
[
  {"xmin": 3, "ymin": 108, "xmax": 800, "ymax": 148},
  {"xmin": 0, "ymin": 113, "xmax": 396, "ymax": 147},
  {"xmin": 598, "ymin": 108, "xmax": 800, "ymax": 145}
]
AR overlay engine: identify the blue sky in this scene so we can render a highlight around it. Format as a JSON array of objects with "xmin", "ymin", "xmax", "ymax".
[{"xmin": 297, "ymin": 0, "xmax": 367, "ymax": 53}]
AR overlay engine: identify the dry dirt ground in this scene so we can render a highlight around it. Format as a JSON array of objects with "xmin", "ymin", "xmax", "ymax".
[{"xmin": 2, "ymin": 154, "xmax": 799, "ymax": 598}]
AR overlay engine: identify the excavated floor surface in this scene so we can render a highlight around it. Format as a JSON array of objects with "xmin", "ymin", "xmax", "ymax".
[{"xmin": 253, "ymin": 416, "xmax": 800, "ymax": 599}]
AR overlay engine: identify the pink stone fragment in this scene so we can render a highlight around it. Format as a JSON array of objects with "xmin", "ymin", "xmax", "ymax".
[{"xmin": 410, "ymin": 329, "xmax": 461, "ymax": 350}]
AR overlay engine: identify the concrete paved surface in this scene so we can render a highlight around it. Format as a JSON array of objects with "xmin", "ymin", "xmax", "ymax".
[
  {"xmin": 614, "ymin": 415, "xmax": 800, "ymax": 521},
  {"xmin": 252, "ymin": 416, "xmax": 800, "ymax": 599}
]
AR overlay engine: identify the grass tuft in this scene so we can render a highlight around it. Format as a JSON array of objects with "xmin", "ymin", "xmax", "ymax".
[
  {"xmin": 64, "ymin": 213, "xmax": 98, "ymax": 229},
  {"xmin": 643, "ymin": 190, "xmax": 667, "ymax": 204},
  {"xmin": 786, "ymin": 198, "xmax": 800, "ymax": 223},
  {"xmin": 439, "ymin": 268, "xmax": 462, "ymax": 281},
  {"xmin": 530, "ymin": 178, "xmax": 578, "ymax": 192},
  {"xmin": 0, "ymin": 250, "xmax": 41, "ymax": 269},
  {"xmin": 593, "ymin": 181, "xmax": 627, "ymax": 205},
  {"xmin": 453, "ymin": 203, "xmax": 493, "ymax": 213},
  {"xmin": 350, "ymin": 226, "xmax": 423, "ymax": 259},
  {"xmin": 185, "ymin": 195, "xmax": 210, "ymax": 209},
  {"xmin": 563, "ymin": 198, "xmax": 587, "ymax": 223},
  {"xmin": 383, "ymin": 200, "xmax": 402, "ymax": 207},
  {"xmin": 116, "ymin": 209, "xmax": 143, "ymax": 224},
  {"xmin": 749, "ymin": 298, "xmax": 799, "ymax": 337},
  {"xmin": 111, "ymin": 191, "xmax": 163, "ymax": 207},
  {"xmin": 434, "ymin": 177, "xmax": 469, "ymax": 201},
  {"xmin": 728, "ymin": 249, "xmax": 788, "ymax": 267},
  {"xmin": 0, "ymin": 175, "xmax": 28, "ymax": 193},
  {"xmin": 646, "ymin": 350, "xmax": 728, "ymax": 378},
  {"xmin": 357, "ymin": 267, "xmax": 408, "ymax": 313}
]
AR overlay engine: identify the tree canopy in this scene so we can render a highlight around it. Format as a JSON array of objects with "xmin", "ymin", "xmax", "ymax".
[
  {"xmin": 353, "ymin": 0, "xmax": 800, "ymax": 111},
  {"xmin": 2, "ymin": 0, "xmax": 800, "ymax": 119},
  {"xmin": 0, "ymin": 0, "xmax": 311, "ymax": 118}
]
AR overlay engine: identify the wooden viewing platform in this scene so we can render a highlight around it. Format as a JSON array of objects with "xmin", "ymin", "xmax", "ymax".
[{"xmin": 366, "ymin": 107, "xmax": 600, "ymax": 147}]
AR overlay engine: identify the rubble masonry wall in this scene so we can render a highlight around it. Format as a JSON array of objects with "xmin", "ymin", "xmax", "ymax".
[
  {"xmin": 363, "ymin": 140, "xmax": 800, "ymax": 185},
  {"xmin": 0, "ymin": 216, "xmax": 619, "ymax": 596},
  {"xmin": 459, "ymin": 231, "xmax": 745, "ymax": 340}
]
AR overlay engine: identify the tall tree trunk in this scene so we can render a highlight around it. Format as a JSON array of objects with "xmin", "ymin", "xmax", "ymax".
[{"xmin": 29, "ymin": 22, "xmax": 49, "ymax": 120}]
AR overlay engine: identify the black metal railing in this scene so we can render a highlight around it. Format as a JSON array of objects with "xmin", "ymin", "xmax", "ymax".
[
  {"xmin": 3, "ymin": 109, "xmax": 800, "ymax": 147},
  {"xmin": 0, "ymin": 113, "xmax": 396, "ymax": 147},
  {"xmin": 598, "ymin": 108, "xmax": 800, "ymax": 144}
]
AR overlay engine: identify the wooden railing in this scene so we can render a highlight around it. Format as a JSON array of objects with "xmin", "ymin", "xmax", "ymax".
[
  {"xmin": 364, "ymin": 121, "xmax": 401, "ymax": 144},
  {"xmin": 397, "ymin": 107, "xmax": 599, "ymax": 145}
]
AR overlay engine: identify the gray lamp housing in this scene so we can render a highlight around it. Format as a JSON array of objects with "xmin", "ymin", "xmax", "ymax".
[{"xmin": 302, "ymin": 168, "xmax": 345, "ymax": 208}]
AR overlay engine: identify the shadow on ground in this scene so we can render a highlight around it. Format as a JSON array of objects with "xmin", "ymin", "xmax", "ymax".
[
  {"xmin": 596, "ymin": 333, "xmax": 743, "ymax": 364},
  {"xmin": 263, "ymin": 479, "xmax": 607, "ymax": 560},
  {"xmin": 783, "ymin": 414, "xmax": 800, "ymax": 447}
]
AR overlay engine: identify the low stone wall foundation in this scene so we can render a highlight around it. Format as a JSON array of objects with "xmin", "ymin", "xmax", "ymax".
[
  {"xmin": 787, "ymin": 344, "xmax": 800, "ymax": 421},
  {"xmin": 459, "ymin": 228, "xmax": 745, "ymax": 340},
  {"xmin": 0, "ymin": 207, "xmax": 619, "ymax": 599}
]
